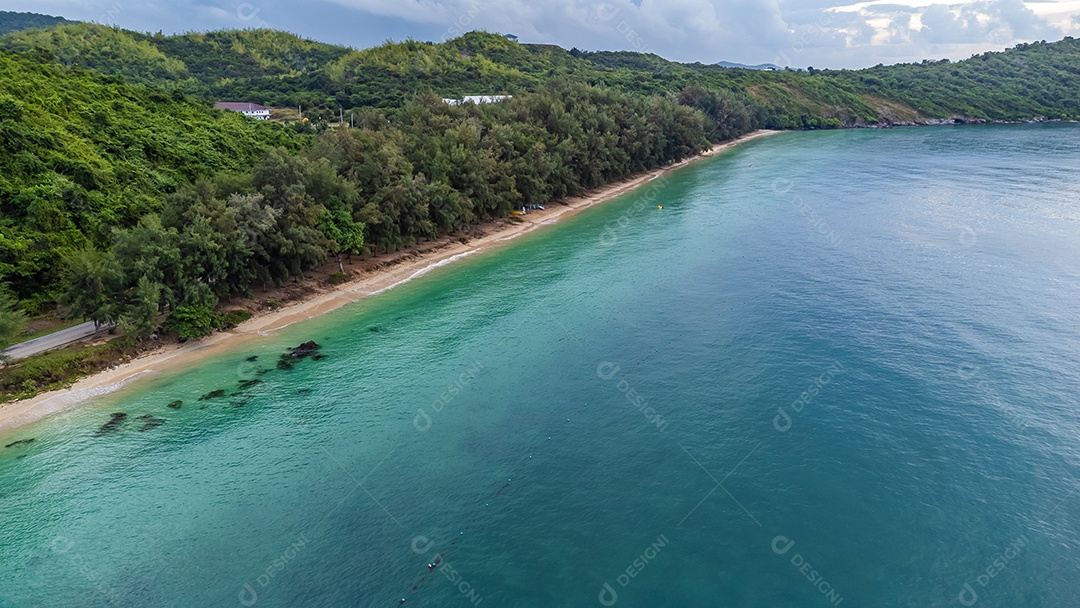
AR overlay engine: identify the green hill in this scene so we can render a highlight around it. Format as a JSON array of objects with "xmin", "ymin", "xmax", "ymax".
[
  {"xmin": 0, "ymin": 50, "xmax": 303, "ymax": 310},
  {"xmin": 0, "ymin": 11, "xmax": 72, "ymax": 36},
  {"xmin": 2, "ymin": 22, "xmax": 1080, "ymax": 336},
  {"xmin": 6, "ymin": 25, "xmax": 1080, "ymax": 126}
]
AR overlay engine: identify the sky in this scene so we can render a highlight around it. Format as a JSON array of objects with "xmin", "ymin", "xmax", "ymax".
[{"xmin": 4, "ymin": 0, "xmax": 1080, "ymax": 68}]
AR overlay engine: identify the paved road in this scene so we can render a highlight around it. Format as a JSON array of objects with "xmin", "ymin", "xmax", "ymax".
[{"xmin": 3, "ymin": 321, "xmax": 109, "ymax": 360}]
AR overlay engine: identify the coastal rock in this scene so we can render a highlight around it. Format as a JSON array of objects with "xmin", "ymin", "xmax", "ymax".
[
  {"xmin": 199, "ymin": 389, "xmax": 227, "ymax": 401},
  {"xmin": 277, "ymin": 340, "xmax": 322, "ymax": 369},
  {"xmin": 4, "ymin": 438, "xmax": 35, "ymax": 449},
  {"xmin": 238, "ymin": 379, "xmax": 263, "ymax": 390},
  {"xmin": 283, "ymin": 341, "xmax": 322, "ymax": 360},
  {"xmin": 246, "ymin": 355, "xmax": 259, "ymax": 362},
  {"xmin": 95, "ymin": 413, "xmax": 128, "ymax": 436},
  {"xmin": 136, "ymin": 414, "xmax": 166, "ymax": 431},
  {"xmin": 167, "ymin": 400, "xmax": 183, "ymax": 410}
]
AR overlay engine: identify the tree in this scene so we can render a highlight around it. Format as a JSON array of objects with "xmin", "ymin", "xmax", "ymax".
[
  {"xmin": 59, "ymin": 247, "xmax": 120, "ymax": 328},
  {"xmin": 0, "ymin": 288, "xmax": 26, "ymax": 350}
]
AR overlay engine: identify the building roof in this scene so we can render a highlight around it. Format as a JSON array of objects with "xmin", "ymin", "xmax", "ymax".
[
  {"xmin": 214, "ymin": 102, "xmax": 269, "ymax": 112},
  {"xmin": 442, "ymin": 95, "xmax": 513, "ymax": 106}
]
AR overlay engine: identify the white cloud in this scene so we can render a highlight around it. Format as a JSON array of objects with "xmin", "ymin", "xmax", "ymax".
[{"xmin": 3, "ymin": 0, "xmax": 1080, "ymax": 67}]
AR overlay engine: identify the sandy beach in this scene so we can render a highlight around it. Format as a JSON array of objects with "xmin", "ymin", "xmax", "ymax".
[{"xmin": 0, "ymin": 129, "xmax": 779, "ymax": 435}]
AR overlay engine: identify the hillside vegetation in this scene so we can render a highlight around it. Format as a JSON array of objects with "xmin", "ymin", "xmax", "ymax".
[
  {"xmin": 1, "ymin": 18, "xmax": 1079, "ymax": 349},
  {"xmin": 0, "ymin": 11, "xmax": 72, "ymax": 36},
  {"xmin": 5, "ymin": 26, "xmax": 1080, "ymax": 126},
  {"xmin": 0, "ymin": 50, "xmax": 303, "ymax": 313}
]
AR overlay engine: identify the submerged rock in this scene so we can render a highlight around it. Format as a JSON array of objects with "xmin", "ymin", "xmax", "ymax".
[
  {"xmin": 95, "ymin": 413, "xmax": 128, "ymax": 436},
  {"xmin": 4, "ymin": 438, "xmax": 35, "ymax": 449},
  {"xmin": 312, "ymin": 354, "xmax": 327, "ymax": 361},
  {"xmin": 296, "ymin": 388, "xmax": 313, "ymax": 395},
  {"xmin": 275, "ymin": 340, "xmax": 323, "ymax": 371},
  {"xmin": 136, "ymin": 414, "xmax": 166, "ymax": 431},
  {"xmin": 198, "ymin": 389, "xmax": 226, "ymax": 401},
  {"xmin": 283, "ymin": 341, "xmax": 321, "ymax": 360},
  {"xmin": 237, "ymin": 379, "xmax": 263, "ymax": 390},
  {"xmin": 167, "ymin": 400, "xmax": 183, "ymax": 410},
  {"xmin": 245, "ymin": 355, "xmax": 259, "ymax": 362}
]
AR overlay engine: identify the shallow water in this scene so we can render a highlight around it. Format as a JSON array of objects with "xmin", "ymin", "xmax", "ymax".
[{"xmin": 2, "ymin": 125, "xmax": 1078, "ymax": 607}]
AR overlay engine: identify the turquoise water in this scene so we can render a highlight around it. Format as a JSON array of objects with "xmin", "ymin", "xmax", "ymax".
[{"xmin": 2, "ymin": 125, "xmax": 1079, "ymax": 607}]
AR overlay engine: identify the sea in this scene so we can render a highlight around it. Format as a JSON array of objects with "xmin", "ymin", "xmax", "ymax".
[{"xmin": 1, "ymin": 124, "xmax": 1078, "ymax": 607}]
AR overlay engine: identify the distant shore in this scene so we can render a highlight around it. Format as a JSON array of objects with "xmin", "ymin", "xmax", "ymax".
[{"xmin": 0, "ymin": 129, "xmax": 780, "ymax": 437}]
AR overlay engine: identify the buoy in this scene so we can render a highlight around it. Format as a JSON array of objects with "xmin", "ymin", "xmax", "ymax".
[{"xmin": 658, "ymin": 205, "xmax": 663, "ymax": 210}]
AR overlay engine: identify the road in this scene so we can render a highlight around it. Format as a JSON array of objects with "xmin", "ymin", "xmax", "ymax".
[{"xmin": 3, "ymin": 321, "xmax": 109, "ymax": 360}]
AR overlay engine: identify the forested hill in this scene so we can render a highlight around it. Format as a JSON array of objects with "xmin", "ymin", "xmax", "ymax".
[
  {"xmin": 2, "ymin": 21, "xmax": 1080, "ymax": 346},
  {"xmin": 3, "ymin": 25, "xmax": 1080, "ymax": 125},
  {"xmin": 0, "ymin": 50, "xmax": 304, "ymax": 312},
  {"xmin": 0, "ymin": 35, "xmax": 756, "ymax": 340},
  {"xmin": 0, "ymin": 11, "xmax": 72, "ymax": 36}
]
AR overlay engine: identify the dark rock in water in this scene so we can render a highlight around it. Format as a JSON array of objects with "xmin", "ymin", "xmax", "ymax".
[
  {"xmin": 237, "ymin": 379, "xmax": 263, "ymax": 390},
  {"xmin": 246, "ymin": 355, "xmax": 259, "ymax": 362},
  {"xmin": 95, "ymin": 413, "xmax": 128, "ymax": 436},
  {"xmin": 369, "ymin": 326, "xmax": 383, "ymax": 333},
  {"xmin": 284, "ymin": 341, "xmax": 321, "ymax": 359},
  {"xmin": 4, "ymin": 438, "xmax": 35, "ymax": 449},
  {"xmin": 278, "ymin": 341, "xmax": 322, "ymax": 369},
  {"xmin": 199, "ymin": 389, "xmax": 226, "ymax": 401},
  {"xmin": 312, "ymin": 354, "xmax": 327, "ymax": 361},
  {"xmin": 231, "ymin": 398, "xmax": 249, "ymax": 408},
  {"xmin": 136, "ymin": 414, "xmax": 166, "ymax": 431},
  {"xmin": 296, "ymin": 388, "xmax": 313, "ymax": 395},
  {"xmin": 167, "ymin": 400, "xmax": 183, "ymax": 410}
]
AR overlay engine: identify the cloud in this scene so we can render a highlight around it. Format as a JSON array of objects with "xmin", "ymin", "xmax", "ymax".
[
  {"xmin": 917, "ymin": 0, "xmax": 1055, "ymax": 43},
  {"xmin": 2, "ymin": 0, "xmax": 1080, "ymax": 68}
]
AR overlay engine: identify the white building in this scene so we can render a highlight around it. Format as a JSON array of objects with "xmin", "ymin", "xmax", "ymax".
[
  {"xmin": 214, "ymin": 102, "xmax": 271, "ymax": 120},
  {"xmin": 441, "ymin": 95, "xmax": 513, "ymax": 107}
]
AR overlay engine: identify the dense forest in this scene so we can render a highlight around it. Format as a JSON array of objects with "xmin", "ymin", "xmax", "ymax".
[
  {"xmin": 0, "ymin": 30, "xmax": 761, "ymax": 341},
  {"xmin": 0, "ymin": 11, "xmax": 72, "ymax": 36},
  {"xmin": 0, "ymin": 49, "xmax": 304, "ymax": 324},
  {"xmin": 54, "ymin": 83, "xmax": 750, "ymax": 340},
  {"xmin": 5, "ymin": 25, "xmax": 1080, "ymax": 125},
  {"xmin": 1, "ymin": 18, "xmax": 1079, "ymax": 346}
]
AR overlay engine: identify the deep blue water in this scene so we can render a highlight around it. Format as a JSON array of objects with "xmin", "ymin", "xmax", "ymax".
[{"xmin": 1, "ymin": 125, "xmax": 1078, "ymax": 607}]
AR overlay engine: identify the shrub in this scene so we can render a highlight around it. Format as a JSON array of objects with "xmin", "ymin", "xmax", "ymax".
[
  {"xmin": 164, "ymin": 304, "xmax": 221, "ymax": 341},
  {"xmin": 220, "ymin": 310, "xmax": 252, "ymax": 328}
]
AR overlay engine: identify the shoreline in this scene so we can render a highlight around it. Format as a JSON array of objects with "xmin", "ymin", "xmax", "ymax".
[{"xmin": 0, "ymin": 129, "xmax": 779, "ymax": 436}]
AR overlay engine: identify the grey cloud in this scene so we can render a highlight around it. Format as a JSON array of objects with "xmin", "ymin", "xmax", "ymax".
[
  {"xmin": 1, "ymin": 0, "xmax": 1078, "ymax": 69},
  {"xmin": 918, "ymin": 0, "xmax": 1059, "ymax": 44}
]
